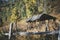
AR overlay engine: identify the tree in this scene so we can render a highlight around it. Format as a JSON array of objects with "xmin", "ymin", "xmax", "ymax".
[{"xmin": 10, "ymin": 7, "xmax": 17, "ymax": 22}]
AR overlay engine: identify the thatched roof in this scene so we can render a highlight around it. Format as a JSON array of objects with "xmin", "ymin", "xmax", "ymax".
[{"xmin": 26, "ymin": 14, "xmax": 56, "ymax": 22}]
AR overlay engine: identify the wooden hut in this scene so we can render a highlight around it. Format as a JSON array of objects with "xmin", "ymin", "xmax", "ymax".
[
  {"xmin": 27, "ymin": 14, "xmax": 60, "ymax": 40},
  {"xmin": 26, "ymin": 13, "xmax": 57, "ymax": 31}
]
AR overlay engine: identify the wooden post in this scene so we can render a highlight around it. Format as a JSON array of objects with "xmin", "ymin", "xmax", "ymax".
[
  {"xmin": 45, "ymin": 20, "xmax": 49, "ymax": 31},
  {"xmin": 9, "ymin": 22, "xmax": 14, "ymax": 40},
  {"xmin": 45, "ymin": 20, "xmax": 49, "ymax": 40},
  {"xmin": 55, "ymin": 19, "xmax": 60, "ymax": 40},
  {"xmin": 58, "ymin": 20, "xmax": 60, "ymax": 40}
]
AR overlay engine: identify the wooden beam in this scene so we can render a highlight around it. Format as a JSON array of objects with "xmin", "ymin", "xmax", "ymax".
[{"xmin": 3, "ymin": 30, "xmax": 58, "ymax": 36}]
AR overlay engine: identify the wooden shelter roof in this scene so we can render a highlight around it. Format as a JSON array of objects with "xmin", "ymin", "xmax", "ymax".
[{"xmin": 26, "ymin": 14, "xmax": 56, "ymax": 22}]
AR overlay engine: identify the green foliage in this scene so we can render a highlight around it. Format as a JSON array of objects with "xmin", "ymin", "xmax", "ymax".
[
  {"xmin": 10, "ymin": 7, "xmax": 17, "ymax": 22},
  {"xmin": 0, "ymin": 0, "xmax": 53, "ymax": 23}
]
